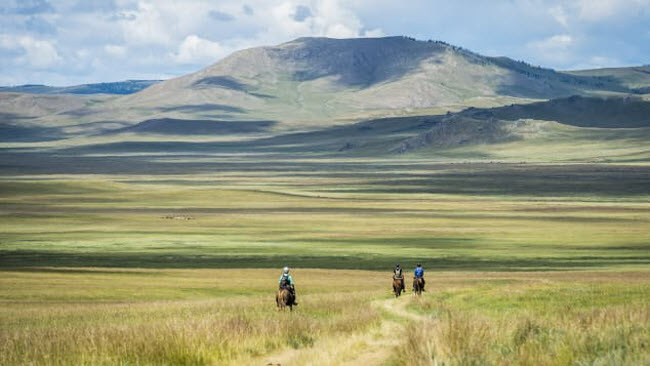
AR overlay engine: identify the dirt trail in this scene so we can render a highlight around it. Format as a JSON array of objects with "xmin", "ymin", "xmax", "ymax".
[{"xmin": 254, "ymin": 294, "xmax": 428, "ymax": 366}]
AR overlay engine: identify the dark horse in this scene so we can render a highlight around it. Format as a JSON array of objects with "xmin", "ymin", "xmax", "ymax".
[
  {"xmin": 276, "ymin": 287, "xmax": 294, "ymax": 311},
  {"xmin": 413, "ymin": 277, "xmax": 425, "ymax": 295},
  {"xmin": 393, "ymin": 277, "xmax": 405, "ymax": 297}
]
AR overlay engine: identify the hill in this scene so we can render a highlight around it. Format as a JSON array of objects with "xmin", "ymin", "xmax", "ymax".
[
  {"xmin": 0, "ymin": 80, "xmax": 160, "ymax": 95},
  {"xmin": 567, "ymin": 66, "xmax": 650, "ymax": 93},
  {"xmin": 1, "ymin": 37, "xmax": 648, "ymax": 164},
  {"xmin": 29, "ymin": 36, "xmax": 633, "ymax": 130}
]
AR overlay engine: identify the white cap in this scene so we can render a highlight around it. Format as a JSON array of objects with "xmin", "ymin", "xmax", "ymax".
[{"xmin": 283, "ymin": 266, "xmax": 290, "ymax": 273}]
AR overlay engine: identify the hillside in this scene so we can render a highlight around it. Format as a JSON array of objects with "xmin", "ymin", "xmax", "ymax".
[
  {"xmin": 1, "ymin": 37, "xmax": 648, "ymax": 164},
  {"xmin": 567, "ymin": 66, "xmax": 650, "ymax": 93},
  {"xmin": 26, "ymin": 36, "xmax": 632, "ymax": 130},
  {"xmin": 0, "ymin": 80, "xmax": 160, "ymax": 95}
]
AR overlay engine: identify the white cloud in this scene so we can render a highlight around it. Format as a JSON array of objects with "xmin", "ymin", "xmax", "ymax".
[
  {"xmin": 363, "ymin": 28, "xmax": 384, "ymax": 38},
  {"xmin": 549, "ymin": 5, "xmax": 569, "ymax": 27},
  {"xmin": 529, "ymin": 34, "xmax": 573, "ymax": 52},
  {"xmin": 1, "ymin": 0, "xmax": 649, "ymax": 84},
  {"xmin": 576, "ymin": 0, "xmax": 650, "ymax": 21},
  {"xmin": 527, "ymin": 34, "xmax": 575, "ymax": 65},
  {"xmin": 173, "ymin": 35, "xmax": 225, "ymax": 64},
  {"xmin": 104, "ymin": 44, "xmax": 126, "ymax": 58},
  {"xmin": 0, "ymin": 35, "xmax": 61, "ymax": 68},
  {"xmin": 118, "ymin": 2, "xmax": 173, "ymax": 46}
]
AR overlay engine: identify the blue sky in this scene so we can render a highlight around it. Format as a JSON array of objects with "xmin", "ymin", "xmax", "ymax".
[{"xmin": 1, "ymin": 0, "xmax": 648, "ymax": 85}]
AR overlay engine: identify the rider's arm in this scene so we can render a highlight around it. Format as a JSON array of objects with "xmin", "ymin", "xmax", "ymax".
[{"xmin": 288, "ymin": 275, "xmax": 294, "ymax": 285}]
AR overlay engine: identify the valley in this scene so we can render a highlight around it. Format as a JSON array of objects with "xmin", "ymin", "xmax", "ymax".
[{"xmin": 1, "ymin": 36, "xmax": 649, "ymax": 365}]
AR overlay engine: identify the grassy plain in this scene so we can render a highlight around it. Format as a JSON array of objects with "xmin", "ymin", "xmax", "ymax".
[{"xmin": 0, "ymin": 159, "xmax": 649, "ymax": 364}]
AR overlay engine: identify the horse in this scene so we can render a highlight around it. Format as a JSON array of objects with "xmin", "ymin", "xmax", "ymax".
[
  {"xmin": 276, "ymin": 287, "xmax": 294, "ymax": 312},
  {"xmin": 393, "ymin": 277, "xmax": 405, "ymax": 297},
  {"xmin": 413, "ymin": 277, "xmax": 425, "ymax": 295}
]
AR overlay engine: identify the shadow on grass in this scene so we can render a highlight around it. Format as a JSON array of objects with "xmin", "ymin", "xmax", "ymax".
[{"xmin": 2, "ymin": 250, "xmax": 648, "ymax": 271}]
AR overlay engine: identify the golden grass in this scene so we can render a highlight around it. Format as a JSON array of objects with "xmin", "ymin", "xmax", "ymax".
[
  {"xmin": 1, "ymin": 269, "xmax": 648, "ymax": 365},
  {"xmin": 0, "ymin": 268, "xmax": 386, "ymax": 365},
  {"xmin": 392, "ymin": 272, "xmax": 650, "ymax": 366}
]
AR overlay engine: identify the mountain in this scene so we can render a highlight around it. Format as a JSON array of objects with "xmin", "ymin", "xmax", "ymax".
[
  {"xmin": 0, "ymin": 80, "xmax": 161, "ymax": 95},
  {"xmin": 1, "ymin": 36, "xmax": 649, "ymax": 164},
  {"xmin": 36, "ymin": 36, "xmax": 633, "ymax": 130},
  {"xmin": 567, "ymin": 66, "xmax": 650, "ymax": 94}
]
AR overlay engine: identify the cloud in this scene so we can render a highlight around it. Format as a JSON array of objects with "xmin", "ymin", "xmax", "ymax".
[
  {"xmin": 0, "ymin": 0, "xmax": 54, "ymax": 15},
  {"xmin": 1, "ymin": 0, "xmax": 648, "ymax": 84},
  {"xmin": 209, "ymin": 10, "xmax": 234, "ymax": 22},
  {"xmin": 173, "ymin": 35, "xmax": 225, "ymax": 64},
  {"xmin": 527, "ymin": 34, "xmax": 575, "ymax": 65},
  {"xmin": 0, "ymin": 35, "xmax": 61, "ymax": 68},
  {"xmin": 104, "ymin": 44, "xmax": 126, "ymax": 58},
  {"xmin": 24, "ymin": 15, "xmax": 58, "ymax": 34},
  {"xmin": 293, "ymin": 5, "xmax": 312, "ymax": 21},
  {"xmin": 118, "ymin": 2, "xmax": 172, "ymax": 46},
  {"xmin": 576, "ymin": 0, "xmax": 650, "ymax": 21},
  {"xmin": 549, "ymin": 5, "xmax": 569, "ymax": 27},
  {"xmin": 71, "ymin": 0, "xmax": 117, "ymax": 13},
  {"xmin": 363, "ymin": 28, "xmax": 384, "ymax": 37}
]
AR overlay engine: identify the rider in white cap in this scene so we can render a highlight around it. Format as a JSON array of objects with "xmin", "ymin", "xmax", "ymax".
[{"xmin": 278, "ymin": 266, "xmax": 297, "ymax": 305}]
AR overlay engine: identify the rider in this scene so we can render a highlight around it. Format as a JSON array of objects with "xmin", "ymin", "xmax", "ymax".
[
  {"xmin": 393, "ymin": 263, "xmax": 405, "ymax": 293},
  {"xmin": 413, "ymin": 263, "xmax": 425, "ymax": 291},
  {"xmin": 278, "ymin": 266, "xmax": 297, "ymax": 305}
]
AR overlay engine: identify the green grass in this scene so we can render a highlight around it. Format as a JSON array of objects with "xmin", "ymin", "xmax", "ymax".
[
  {"xmin": 397, "ymin": 272, "xmax": 649, "ymax": 365},
  {"xmin": 0, "ymin": 162, "xmax": 648, "ymax": 271},
  {"xmin": 0, "ymin": 159, "xmax": 648, "ymax": 364},
  {"xmin": 1, "ymin": 269, "xmax": 647, "ymax": 365}
]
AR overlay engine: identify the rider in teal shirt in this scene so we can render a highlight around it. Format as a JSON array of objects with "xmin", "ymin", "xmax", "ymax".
[{"xmin": 279, "ymin": 266, "xmax": 297, "ymax": 305}]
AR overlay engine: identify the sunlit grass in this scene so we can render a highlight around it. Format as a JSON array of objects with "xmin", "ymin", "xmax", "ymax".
[
  {"xmin": 392, "ymin": 272, "xmax": 650, "ymax": 365},
  {"xmin": 0, "ymin": 161, "xmax": 648, "ymax": 364},
  {"xmin": 0, "ymin": 268, "xmax": 385, "ymax": 365}
]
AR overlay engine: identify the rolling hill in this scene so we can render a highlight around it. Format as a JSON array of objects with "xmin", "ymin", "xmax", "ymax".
[
  {"xmin": 0, "ymin": 80, "xmax": 160, "ymax": 95},
  {"xmin": 1, "ymin": 36, "xmax": 649, "ymax": 164},
  {"xmin": 23, "ymin": 36, "xmax": 635, "ymax": 130},
  {"xmin": 567, "ymin": 66, "xmax": 650, "ymax": 93}
]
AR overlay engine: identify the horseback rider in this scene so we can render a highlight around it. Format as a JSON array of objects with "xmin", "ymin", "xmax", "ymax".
[
  {"xmin": 278, "ymin": 266, "xmax": 297, "ymax": 305},
  {"xmin": 413, "ymin": 263, "xmax": 425, "ymax": 291},
  {"xmin": 393, "ymin": 263, "xmax": 405, "ymax": 293}
]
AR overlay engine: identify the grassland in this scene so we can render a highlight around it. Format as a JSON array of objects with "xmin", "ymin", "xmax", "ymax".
[
  {"xmin": 0, "ymin": 269, "xmax": 647, "ymax": 365},
  {"xmin": 0, "ymin": 158, "xmax": 648, "ymax": 364},
  {"xmin": 395, "ymin": 271, "xmax": 649, "ymax": 365}
]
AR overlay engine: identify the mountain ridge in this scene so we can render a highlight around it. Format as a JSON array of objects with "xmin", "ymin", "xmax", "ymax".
[
  {"xmin": 1, "ymin": 36, "xmax": 648, "ymax": 164},
  {"xmin": 49, "ymin": 36, "xmax": 636, "ymax": 129},
  {"xmin": 0, "ymin": 80, "xmax": 161, "ymax": 95}
]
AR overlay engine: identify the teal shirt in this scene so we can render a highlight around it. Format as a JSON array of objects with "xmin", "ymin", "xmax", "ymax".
[{"xmin": 279, "ymin": 274, "xmax": 294, "ymax": 285}]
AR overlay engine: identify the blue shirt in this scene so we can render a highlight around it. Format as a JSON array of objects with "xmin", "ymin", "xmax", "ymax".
[{"xmin": 414, "ymin": 267, "xmax": 424, "ymax": 277}]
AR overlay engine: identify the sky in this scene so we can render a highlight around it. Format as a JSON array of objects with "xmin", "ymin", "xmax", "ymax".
[{"xmin": 1, "ymin": 0, "xmax": 649, "ymax": 86}]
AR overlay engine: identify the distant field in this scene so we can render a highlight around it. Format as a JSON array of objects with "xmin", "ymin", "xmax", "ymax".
[
  {"xmin": 0, "ymin": 161, "xmax": 648, "ymax": 271},
  {"xmin": 0, "ymin": 159, "xmax": 648, "ymax": 364}
]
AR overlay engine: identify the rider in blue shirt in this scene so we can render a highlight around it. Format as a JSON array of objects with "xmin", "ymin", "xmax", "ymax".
[
  {"xmin": 413, "ymin": 263, "xmax": 425, "ymax": 291},
  {"xmin": 279, "ymin": 266, "xmax": 297, "ymax": 305}
]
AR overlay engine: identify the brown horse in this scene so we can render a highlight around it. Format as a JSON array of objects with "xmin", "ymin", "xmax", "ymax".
[
  {"xmin": 413, "ymin": 277, "xmax": 425, "ymax": 295},
  {"xmin": 393, "ymin": 277, "xmax": 404, "ymax": 297},
  {"xmin": 276, "ymin": 288, "xmax": 294, "ymax": 311}
]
